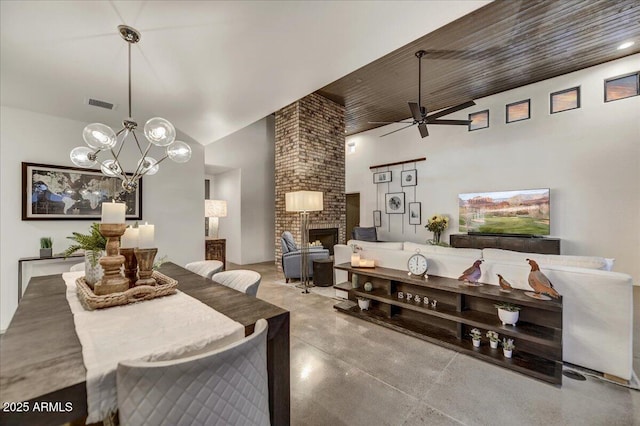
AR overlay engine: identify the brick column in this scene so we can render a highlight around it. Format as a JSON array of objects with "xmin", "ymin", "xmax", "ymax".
[{"xmin": 275, "ymin": 93, "xmax": 346, "ymax": 269}]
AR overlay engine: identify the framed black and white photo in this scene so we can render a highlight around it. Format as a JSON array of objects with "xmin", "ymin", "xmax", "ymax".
[
  {"xmin": 373, "ymin": 210, "xmax": 382, "ymax": 227},
  {"xmin": 401, "ymin": 169, "xmax": 417, "ymax": 187},
  {"xmin": 408, "ymin": 202, "xmax": 421, "ymax": 225},
  {"xmin": 385, "ymin": 192, "xmax": 405, "ymax": 214},
  {"xmin": 22, "ymin": 162, "xmax": 142, "ymax": 220},
  {"xmin": 373, "ymin": 171, "xmax": 392, "ymax": 184}
]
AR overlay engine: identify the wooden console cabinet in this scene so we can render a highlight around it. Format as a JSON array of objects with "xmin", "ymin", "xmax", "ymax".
[
  {"xmin": 450, "ymin": 234, "xmax": 560, "ymax": 255},
  {"xmin": 205, "ymin": 238, "xmax": 226, "ymax": 270},
  {"xmin": 334, "ymin": 263, "xmax": 563, "ymax": 384}
]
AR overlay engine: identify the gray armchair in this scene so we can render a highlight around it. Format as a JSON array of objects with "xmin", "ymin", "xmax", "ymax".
[{"xmin": 281, "ymin": 231, "xmax": 330, "ymax": 283}]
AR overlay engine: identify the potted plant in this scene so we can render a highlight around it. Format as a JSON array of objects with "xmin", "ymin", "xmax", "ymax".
[
  {"xmin": 357, "ymin": 296, "xmax": 370, "ymax": 311},
  {"xmin": 469, "ymin": 328, "xmax": 482, "ymax": 347},
  {"xmin": 495, "ymin": 302, "xmax": 521, "ymax": 326},
  {"xmin": 486, "ymin": 330, "xmax": 500, "ymax": 349},
  {"xmin": 502, "ymin": 338, "xmax": 515, "ymax": 358},
  {"xmin": 64, "ymin": 223, "xmax": 107, "ymax": 287},
  {"xmin": 40, "ymin": 237, "xmax": 53, "ymax": 258}
]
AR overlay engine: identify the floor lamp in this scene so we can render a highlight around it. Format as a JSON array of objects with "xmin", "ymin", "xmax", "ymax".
[
  {"xmin": 205, "ymin": 200, "xmax": 227, "ymax": 238},
  {"xmin": 285, "ymin": 191, "xmax": 323, "ymax": 293}
]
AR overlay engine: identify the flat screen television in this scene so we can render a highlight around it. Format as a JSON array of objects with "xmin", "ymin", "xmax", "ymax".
[{"xmin": 458, "ymin": 188, "xmax": 550, "ymax": 236}]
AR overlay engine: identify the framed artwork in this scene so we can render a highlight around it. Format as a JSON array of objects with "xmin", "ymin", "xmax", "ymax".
[
  {"xmin": 22, "ymin": 162, "xmax": 142, "ymax": 220},
  {"xmin": 468, "ymin": 110, "xmax": 489, "ymax": 131},
  {"xmin": 408, "ymin": 202, "xmax": 421, "ymax": 225},
  {"xmin": 401, "ymin": 169, "xmax": 417, "ymax": 187},
  {"xmin": 385, "ymin": 192, "xmax": 405, "ymax": 214},
  {"xmin": 373, "ymin": 210, "xmax": 382, "ymax": 227},
  {"xmin": 604, "ymin": 72, "xmax": 639, "ymax": 102},
  {"xmin": 506, "ymin": 99, "xmax": 530, "ymax": 123},
  {"xmin": 550, "ymin": 86, "xmax": 580, "ymax": 114},
  {"xmin": 373, "ymin": 171, "xmax": 392, "ymax": 184}
]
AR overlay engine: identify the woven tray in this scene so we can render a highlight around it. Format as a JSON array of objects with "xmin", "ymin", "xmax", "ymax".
[{"xmin": 76, "ymin": 271, "xmax": 178, "ymax": 310}]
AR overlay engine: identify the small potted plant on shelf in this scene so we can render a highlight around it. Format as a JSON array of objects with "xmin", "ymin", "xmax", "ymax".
[
  {"xmin": 502, "ymin": 338, "xmax": 515, "ymax": 358},
  {"xmin": 40, "ymin": 237, "xmax": 53, "ymax": 258},
  {"xmin": 357, "ymin": 296, "xmax": 370, "ymax": 311},
  {"xmin": 486, "ymin": 330, "xmax": 500, "ymax": 349},
  {"xmin": 470, "ymin": 328, "xmax": 482, "ymax": 347},
  {"xmin": 495, "ymin": 302, "xmax": 521, "ymax": 326}
]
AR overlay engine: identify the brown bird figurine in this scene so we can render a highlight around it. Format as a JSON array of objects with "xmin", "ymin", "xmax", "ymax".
[
  {"xmin": 526, "ymin": 259, "xmax": 560, "ymax": 299},
  {"xmin": 458, "ymin": 260, "xmax": 483, "ymax": 284},
  {"xmin": 496, "ymin": 274, "xmax": 513, "ymax": 293}
]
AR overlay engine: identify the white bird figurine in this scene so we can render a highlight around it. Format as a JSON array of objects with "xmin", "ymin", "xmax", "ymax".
[{"xmin": 526, "ymin": 259, "xmax": 560, "ymax": 299}]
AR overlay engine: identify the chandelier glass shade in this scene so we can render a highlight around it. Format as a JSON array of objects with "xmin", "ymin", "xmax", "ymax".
[{"xmin": 70, "ymin": 25, "xmax": 191, "ymax": 193}]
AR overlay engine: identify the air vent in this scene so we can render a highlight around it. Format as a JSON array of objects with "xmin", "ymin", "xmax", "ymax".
[{"xmin": 86, "ymin": 98, "xmax": 116, "ymax": 110}]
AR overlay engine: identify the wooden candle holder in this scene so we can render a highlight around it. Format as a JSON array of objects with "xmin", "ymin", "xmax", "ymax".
[
  {"xmin": 134, "ymin": 248, "xmax": 158, "ymax": 286},
  {"xmin": 120, "ymin": 248, "xmax": 138, "ymax": 288},
  {"xmin": 94, "ymin": 223, "xmax": 129, "ymax": 295}
]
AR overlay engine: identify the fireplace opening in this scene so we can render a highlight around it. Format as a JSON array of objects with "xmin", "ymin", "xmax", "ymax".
[{"xmin": 308, "ymin": 228, "xmax": 338, "ymax": 255}]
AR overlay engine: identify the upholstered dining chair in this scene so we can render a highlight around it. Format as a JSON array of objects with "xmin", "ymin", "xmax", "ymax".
[
  {"xmin": 117, "ymin": 319, "xmax": 270, "ymax": 426},
  {"xmin": 185, "ymin": 260, "xmax": 224, "ymax": 279},
  {"xmin": 212, "ymin": 270, "xmax": 261, "ymax": 297}
]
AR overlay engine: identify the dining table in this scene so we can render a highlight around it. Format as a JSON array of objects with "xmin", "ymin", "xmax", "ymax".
[{"xmin": 0, "ymin": 262, "xmax": 290, "ymax": 426}]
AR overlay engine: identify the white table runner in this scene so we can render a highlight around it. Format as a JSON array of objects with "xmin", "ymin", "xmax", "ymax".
[{"xmin": 63, "ymin": 271, "xmax": 245, "ymax": 423}]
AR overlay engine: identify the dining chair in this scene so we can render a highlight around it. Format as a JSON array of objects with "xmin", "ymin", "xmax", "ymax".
[
  {"xmin": 185, "ymin": 260, "xmax": 224, "ymax": 279},
  {"xmin": 117, "ymin": 319, "xmax": 270, "ymax": 426},
  {"xmin": 212, "ymin": 270, "xmax": 261, "ymax": 297}
]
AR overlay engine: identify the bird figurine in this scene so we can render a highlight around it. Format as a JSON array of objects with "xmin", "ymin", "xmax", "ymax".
[
  {"xmin": 496, "ymin": 274, "xmax": 513, "ymax": 293},
  {"xmin": 458, "ymin": 260, "xmax": 483, "ymax": 285},
  {"xmin": 526, "ymin": 259, "xmax": 560, "ymax": 299}
]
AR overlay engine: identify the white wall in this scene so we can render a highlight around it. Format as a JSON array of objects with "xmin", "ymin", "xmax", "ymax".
[
  {"xmin": 205, "ymin": 116, "xmax": 275, "ymax": 264},
  {"xmin": 346, "ymin": 54, "xmax": 640, "ymax": 283},
  {"xmin": 0, "ymin": 107, "xmax": 204, "ymax": 330}
]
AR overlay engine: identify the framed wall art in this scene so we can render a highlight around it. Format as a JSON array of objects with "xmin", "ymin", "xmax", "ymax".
[
  {"xmin": 373, "ymin": 171, "xmax": 392, "ymax": 184},
  {"xmin": 22, "ymin": 162, "xmax": 142, "ymax": 220},
  {"xmin": 385, "ymin": 192, "xmax": 405, "ymax": 214},
  {"xmin": 550, "ymin": 86, "xmax": 580, "ymax": 114},
  {"xmin": 401, "ymin": 169, "xmax": 417, "ymax": 187},
  {"xmin": 506, "ymin": 99, "xmax": 530, "ymax": 123},
  {"xmin": 604, "ymin": 72, "xmax": 639, "ymax": 102},
  {"xmin": 408, "ymin": 202, "xmax": 421, "ymax": 225},
  {"xmin": 373, "ymin": 210, "xmax": 382, "ymax": 227},
  {"xmin": 468, "ymin": 110, "xmax": 489, "ymax": 131}
]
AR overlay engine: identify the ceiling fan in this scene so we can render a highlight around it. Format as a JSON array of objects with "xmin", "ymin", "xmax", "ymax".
[{"xmin": 370, "ymin": 50, "xmax": 476, "ymax": 138}]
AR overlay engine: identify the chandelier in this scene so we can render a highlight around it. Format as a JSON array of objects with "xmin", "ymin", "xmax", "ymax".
[{"xmin": 70, "ymin": 25, "xmax": 191, "ymax": 193}]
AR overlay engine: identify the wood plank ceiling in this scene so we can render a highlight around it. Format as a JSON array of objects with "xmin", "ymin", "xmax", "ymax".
[{"xmin": 317, "ymin": 0, "xmax": 640, "ymax": 137}]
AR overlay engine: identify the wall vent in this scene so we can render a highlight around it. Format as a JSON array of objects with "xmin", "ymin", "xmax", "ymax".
[{"xmin": 86, "ymin": 98, "xmax": 116, "ymax": 110}]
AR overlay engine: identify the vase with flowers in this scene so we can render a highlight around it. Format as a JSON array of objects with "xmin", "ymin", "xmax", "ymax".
[{"xmin": 425, "ymin": 214, "xmax": 449, "ymax": 245}]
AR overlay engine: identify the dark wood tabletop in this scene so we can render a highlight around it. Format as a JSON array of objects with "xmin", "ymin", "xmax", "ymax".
[{"xmin": 0, "ymin": 262, "xmax": 290, "ymax": 426}]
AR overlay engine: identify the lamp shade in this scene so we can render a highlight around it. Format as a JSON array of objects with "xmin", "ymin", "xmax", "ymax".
[
  {"xmin": 285, "ymin": 191, "xmax": 323, "ymax": 212},
  {"xmin": 205, "ymin": 200, "xmax": 227, "ymax": 218}
]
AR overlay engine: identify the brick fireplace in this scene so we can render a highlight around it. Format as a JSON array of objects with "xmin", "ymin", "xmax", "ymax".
[
  {"xmin": 309, "ymin": 227, "xmax": 339, "ymax": 255},
  {"xmin": 274, "ymin": 93, "xmax": 346, "ymax": 268}
]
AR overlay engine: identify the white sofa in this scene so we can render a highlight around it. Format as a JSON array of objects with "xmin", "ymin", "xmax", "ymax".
[{"xmin": 334, "ymin": 240, "xmax": 635, "ymax": 381}]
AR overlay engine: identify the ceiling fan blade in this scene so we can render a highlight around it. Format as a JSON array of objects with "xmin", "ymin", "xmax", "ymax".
[
  {"xmin": 418, "ymin": 123, "xmax": 429, "ymax": 138},
  {"xmin": 408, "ymin": 102, "xmax": 423, "ymax": 121},
  {"xmin": 427, "ymin": 119, "xmax": 472, "ymax": 125},
  {"xmin": 368, "ymin": 121, "xmax": 414, "ymax": 124},
  {"xmin": 379, "ymin": 123, "xmax": 416, "ymax": 137},
  {"xmin": 425, "ymin": 100, "xmax": 476, "ymax": 120}
]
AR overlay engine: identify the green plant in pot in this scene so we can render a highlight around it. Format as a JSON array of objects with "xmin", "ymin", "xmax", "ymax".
[
  {"xmin": 40, "ymin": 237, "xmax": 53, "ymax": 258},
  {"xmin": 494, "ymin": 302, "xmax": 522, "ymax": 326},
  {"xmin": 64, "ymin": 223, "xmax": 107, "ymax": 287}
]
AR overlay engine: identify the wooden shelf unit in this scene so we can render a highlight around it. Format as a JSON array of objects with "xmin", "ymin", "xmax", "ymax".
[{"xmin": 334, "ymin": 263, "xmax": 563, "ymax": 384}]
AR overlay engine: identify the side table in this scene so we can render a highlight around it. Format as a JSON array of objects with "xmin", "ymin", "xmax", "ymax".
[
  {"xmin": 205, "ymin": 238, "xmax": 226, "ymax": 271},
  {"xmin": 312, "ymin": 257, "xmax": 334, "ymax": 287}
]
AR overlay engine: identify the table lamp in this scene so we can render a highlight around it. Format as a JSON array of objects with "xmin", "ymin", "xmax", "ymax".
[
  {"xmin": 205, "ymin": 199, "xmax": 227, "ymax": 239},
  {"xmin": 285, "ymin": 190, "xmax": 323, "ymax": 293}
]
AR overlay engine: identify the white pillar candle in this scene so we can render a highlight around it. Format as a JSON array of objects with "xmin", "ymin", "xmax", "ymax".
[
  {"xmin": 351, "ymin": 253, "xmax": 361, "ymax": 267},
  {"xmin": 120, "ymin": 227, "xmax": 139, "ymax": 249},
  {"xmin": 101, "ymin": 200, "xmax": 126, "ymax": 223},
  {"xmin": 138, "ymin": 223, "xmax": 155, "ymax": 248}
]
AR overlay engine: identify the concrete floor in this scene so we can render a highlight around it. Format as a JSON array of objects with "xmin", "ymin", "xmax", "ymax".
[{"xmin": 234, "ymin": 261, "xmax": 640, "ymax": 426}]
